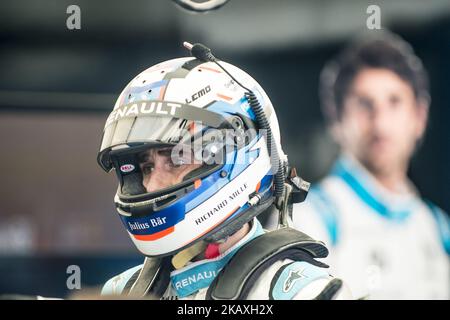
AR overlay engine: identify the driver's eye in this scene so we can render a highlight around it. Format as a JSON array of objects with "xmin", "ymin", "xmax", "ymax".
[
  {"xmin": 158, "ymin": 148, "xmax": 185, "ymax": 168},
  {"xmin": 170, "ymin": 159, "xmax": 184, "ymax": 168},
  {"xmin": 142, "ymin": 163, "xmax": 154, "ymax": 175}
]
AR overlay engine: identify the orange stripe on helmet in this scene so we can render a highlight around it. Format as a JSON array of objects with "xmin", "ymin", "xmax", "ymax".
[
  {"xmin": 255, "ymin": 181, "xmax": 261, "ymax": 192},
  {"xmin": 216, "ymin": 93, "xmax": 232, "ymax": 101},
  {"xmin": 159, "ymin": 85, "xmax": 167, "ymax": 100},
  {"xmin": 133, "ymin": 226, "xmax": 175, "ymax": 241},
  {"xmin": 194, "ymin": 179, "xmax": 202, "ymax": 189},
  {"xmin": 199, "ymin": 66, "xmax": 221, "ymax": 73},
  {"xmin": 189, "ymin": 122, "xmax": 196, "ymax": 134}
]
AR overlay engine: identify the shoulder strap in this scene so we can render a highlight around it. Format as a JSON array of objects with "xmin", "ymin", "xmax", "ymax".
[
  {"xmin": 122, "ymin": 256, "xmax": 172, "ymax": 299},
  {"xmin": 206, "ymin": 227, "xmax": 329, "ymax": 300}
]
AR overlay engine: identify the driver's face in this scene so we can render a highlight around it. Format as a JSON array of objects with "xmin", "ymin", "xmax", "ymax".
[{"xmin": 138, "ymin": 147, "xmax": 202, "ymax": 192}]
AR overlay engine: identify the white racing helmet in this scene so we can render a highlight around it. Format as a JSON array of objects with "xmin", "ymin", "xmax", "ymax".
[{"xmin": 98, "ymin": 45, "xmax": 289, "ymax": 257}]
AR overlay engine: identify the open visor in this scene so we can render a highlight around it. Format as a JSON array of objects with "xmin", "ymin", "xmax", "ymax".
[
  {"xmin": 109, "ymin": 143, "xmax": 223, "ymax": 199},
  {"xmin": 98, "ymin": 100, "xmax": 232, "ymax": 172}
]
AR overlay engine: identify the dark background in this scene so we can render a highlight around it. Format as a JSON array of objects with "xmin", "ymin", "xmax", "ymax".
[{"xmin": 0, "ymin": 0, "xmax": 449, "ymax": 298}]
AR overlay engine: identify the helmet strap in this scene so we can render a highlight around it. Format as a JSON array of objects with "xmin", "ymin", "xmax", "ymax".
[
  {"xmin": 205, "ymin": 196, "xmax": 274, "ymax": 243},
  {"xmin": 171, "ymin": 240, "xmax": 208, "ymax": 269}
]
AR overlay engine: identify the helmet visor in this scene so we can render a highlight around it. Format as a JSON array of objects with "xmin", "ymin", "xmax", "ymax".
[
  {"xmin": 110, "ymin": 143, "xmax": 224, "ymax": 197},
  {"xmin": 98, "ymin": 100, "xmax": 229, "ymax": 171}
]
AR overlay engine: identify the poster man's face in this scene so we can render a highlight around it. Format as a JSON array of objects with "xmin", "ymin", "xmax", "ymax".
[{"xmin": 337, "ymin": 68, "xmax": 428, "ymax": 176}]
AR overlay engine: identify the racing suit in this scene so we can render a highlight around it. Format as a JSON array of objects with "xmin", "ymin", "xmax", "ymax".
[{"xmin": 101, "ymin": 218, "xmax": 351, "ymax": 300}]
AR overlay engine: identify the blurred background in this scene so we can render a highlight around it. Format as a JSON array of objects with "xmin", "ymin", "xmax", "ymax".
[{"xmin": 0, "ymin": 0, "xmax": 449, "ymax": 298}]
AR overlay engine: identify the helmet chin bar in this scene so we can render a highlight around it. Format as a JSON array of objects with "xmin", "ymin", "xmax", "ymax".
[
  {"xmin": 205, "ymin": 195, "xmax": 275, "ymax": 243},
  {"xmin": 115, "ymin": 177, "xmax": 194, "ymax": 217},
  {"xmin": 114, "ymin": 160, "xmax": 224, "ymax": 216},
  {"xmin": 114, "ymin": 185, "xmax": 190, "ymax": 217}
]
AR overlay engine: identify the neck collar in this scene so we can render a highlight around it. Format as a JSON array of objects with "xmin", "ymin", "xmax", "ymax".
[
  {"xmin": 332, "ymin": 154, "xmax": 419, "ymax": 221},
  {"xmin": 169, "ymin": 218, "xmax": 264, "ymax": 298}
]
